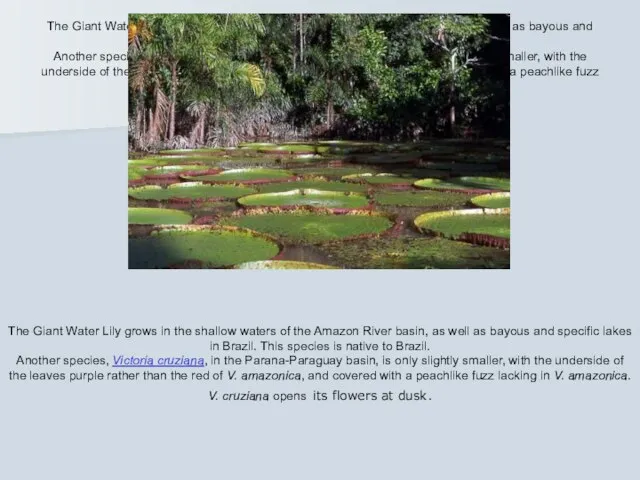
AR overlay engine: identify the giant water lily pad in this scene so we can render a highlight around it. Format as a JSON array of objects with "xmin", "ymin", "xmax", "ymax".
[
  {"xmin": 414, "ymin": 210, "xmax": 510, "ymax": 239},
  {"xmin": 128, "ymin": 207, "xmax": 193, "ymax": 225},
  {"xmin": 259, "ymin": 144, "xmax": 330, "ymax": 154},
  {"xmin": 128, "ymin": 167, "xmax": 146, "ymax": 181},
  {"xmin": 343, "ymin": 173, "xmax": 419, "ymax": 186},
  {"xmin": 129, "ymin": 183, "xmax": 257, "ymax": 201},
  {"xmin": 238, "ymin": 189, "xmax": 370, "ymax": 209},
  {"xmin": 415, "ymin": 176, "xmax": 510, "ymax": 192},
  {"xmin": 238, "ymin": 143, "xmax": 277, "ymax": 149},
  {"xmin": 294, "ymin": 167, "xmax": 374, "ymax": 177},
  {"xmin": 129, "ymin": 226, "xmax": 280, "ymax": 268},
  {"xmin": 144, "ymin": 165, "xmax": 216, "ymax": 178},
  {"xmin": 234, "ymin": 260, "xmax": 337, "ymax": 270},
  {"xmin": 258, "ymin": 180, "xmax": 368, "ymax": 194},
  {"xmin": 281, "ymin": 153, "xmax": 324, "ymax": 163},
  {"xmin": 159, "ymin": 147, "xmax": 227, "ymax": 155},
  {"xmin": 225, "ymin": 212, "xmax": 393, "ymax": 243},
  {"xmin": 471, "ymin": 192, "xmax": 511, "ymax": 209},
  {"xmin": 128, "ymin": 158, "xmax": 168, "ymax": 168},
  {"xmin": 375, "ymin": 190, "xmax": 471, "ymax": 208},
  {"xmin": 182, "ymin": 168, "xmax": 295, "ymax": 184}
]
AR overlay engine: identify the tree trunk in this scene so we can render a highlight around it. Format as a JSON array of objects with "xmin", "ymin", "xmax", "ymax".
[
  {"xmin": 150, "ymin": 88, "xmax": 164, "ymax": 143},
  {"xmin": 448, "ymin": 53, "xmax": 457, "ymax": 135},
  {"xmin": 292, "ymin": 15, "xmax": 297, "ymax": 72},
  {"xmin": 147, "ymin": 108, "xmax": 154, "ymax": 144},
  {"xmin": 299, "ymin": 14, "xmax": 304, "ymax": 68},
  {"xmin": 326, "ymin": 98, "xmax": 334, "ymax": 128},
  {"xmin": 168, "ymin": 60, "xmax": 178, "ymax": 141}
]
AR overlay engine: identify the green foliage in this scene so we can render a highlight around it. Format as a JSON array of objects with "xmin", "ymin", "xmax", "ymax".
[
  {"xmin": 257, "ymin": 180, "xmax": 368, "ymax": 193},
  {"xmin": 343, "ymin": 173, "xmax": 419, "ymax": 185},
  {"xmin": 415, "ymin": 210, "xmax": 510, "ymax": 238},
  {"xmin": 146, "ymin": 165, "xmax": 212, "ymax": 174},
  {"xmin": 375, "ymin": 190, "xmax": 471, "ymax": 207},
  {"xmin": 471, "ymin": 192, "xmax": 510, "ymax": 209},
  {"xmin": 224, "ymin": 212, "xmax": 393, "ymax": 243},
  {"xmin": 128, "ymin": 167, "xmax": 146, "ymax": 180},
  {"xmin": 128, "ymin": 207, "xmax": 193, "ymax": 224},
  {"xmin": 238, "ymin": 189, "xmax": 370, "ymax": 209},
  {"xmin": 415, "ymin": 176, "xmax": 510, "ymax": 191},
  {"xmin": 129, "ymin": 183, "xmax": 257, "ymax": 200},
  {"xmin": 293, "ymin": 167, "xmax": 373, "ymax": 177},
  {"xmin": 129, "ymin": 227, "xmax": 280, "ymax": 268},
  {"xmin": 128, "ymin": 14, "xmax": 508, "ymax": 148},
  {"xmin": 184, "ymin": 168, "xmax": 294, "ymax": 183}
]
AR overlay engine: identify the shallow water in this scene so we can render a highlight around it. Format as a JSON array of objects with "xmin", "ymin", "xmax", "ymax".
[{"xmin": 129, "ymin": 140, "xmax": 510, "ymax": 268}]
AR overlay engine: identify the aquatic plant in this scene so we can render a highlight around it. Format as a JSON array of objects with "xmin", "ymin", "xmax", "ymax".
[
  {"xmin": 143, "ymin": 165, "xmax": 220, "ymax": 179},
  {"xmin": 257, "ymin": 179, "xmax": 368, "ymax": 194},
  {"xmin": 342, "ymin": 173, "xmax": 419, "ymax": 186},
  {"xmin": 129, "ymin": 225, "xmax": 280, "ymax": 268},
  {"xmin": 470, "ymin": 191, "xmax": 510, "ymax": 209},
  {"xmin": 257, "ymin": 144, "xmax": 330, "ymax": 154},
  {"xmin": 224, "ymin": 211, "xmax": 393, "ymax": 243},
  {"xmin": 415, "ymin": 176, "xmax": 510, "ymax": 193},
  {"xmin": 293, "ymin": 167, "xmax": 373, "ymax": 178},
  {"xmin": 158, "ymin": 147, "xmax": 228, "ymax": 155},
  {"xmin": 238, "ymin": 189, "xmax": 370, "ymax": 209},
  {"xmin": 129, "ymin": 183, "xmax": 257, "ymax": 201},
  {"xmin": 128, "ymin": 207, "xmax": 193, "ymax": 225},
  {"xmin": 414, "ymin": 209, "xmax": 510, "ymax": 248},
  {"xmin": 181, "ymin": 168, "xmax": 295, "ymax": 184},
  {"xmin": 374, "ymin": 190, "xmax": 471, "ymax": 208}
]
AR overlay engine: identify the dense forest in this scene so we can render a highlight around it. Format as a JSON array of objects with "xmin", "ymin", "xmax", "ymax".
[{"xmin": 128, "ymin": 14, "xmax": 509, "ymax": 151}]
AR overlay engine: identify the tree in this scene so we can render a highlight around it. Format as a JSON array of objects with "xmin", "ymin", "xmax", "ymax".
[
  {"xmin": 420, "ymin": 15, "xmax": 490, "ymax": 133},
  {"xmin": 128, "ymin": 14, "xmax": 267, "ymax": 148},
  {"xmin": 128, "ymin": 14, "xmax": 509, "ymax": 149}
]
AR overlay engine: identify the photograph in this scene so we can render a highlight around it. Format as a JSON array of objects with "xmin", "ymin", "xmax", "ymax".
[{"xmin": 127, "ymin": 13, "xmax": 510, "ymax": 269}]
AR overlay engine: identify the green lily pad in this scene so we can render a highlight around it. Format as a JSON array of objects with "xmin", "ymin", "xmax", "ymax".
[
  {"xmin": 415, "ymin": 176, "xmax": 510, "ymax": 192},
  {"xmin": 294, "ymin": 167, "xmax": 374, "ymax": 177},
  {"xmin": 159, "ymin": 148, "xmax": 227, "ymax": 155},
  {"xmin": 343, "ymin": 173, "xmax": 418, "ymax": 185},
  {"xmin": 259, "ymin": 144, "xmax": 330, "ymax": 154},
  {"xmin": 128, "ymin": 158, "xmax": 168, "ymax": 168},
  {"xmin": 144, "ymin": 165, "xmax": 214, "ymax": 177},
  {"xmin": 471, "ymin": 192, "xmax": 511, "ymax": 209},
  {"xmin": 238, "ymin": 143, "xmax": 278, "ymax": 149},
  {"xmin": 234, "ymin": 260, "xmax": 337, "ymax": 270},
  {"xmin": 375, "ymin": 190, "xmax": 471, "ymax": 207},
  {"xmin": 128, "ymin": 207, "xmax": 193, "ymax": 225},
  {"xmin": 129, "ymin": 183, "xmax": 257, "ymax": 201},
  {"xmin": 224, "ymin": 212, "xmax": 393, "ymax": 243},
  {"xmin": 282, "ymin": 153, "xmax": 324, "ymax": 162},
  {"xmin": 128, "ymin": 167, "xmax": 146, "ymax": 181},
  {"xmin": 258, "ymin": 180, "xmax": 368, "ymax": 194},
  {"xmin": 129, "ymin": 226, "xmax": 280, "ymax": 268},
  {"xmin": 238, "ymin": 189, "xmax": 370, "ymax": 209},
  {"xmin": 182, "ymin": 168, "xmax": 295, "ymax": 184},
  {"xmin": 414, "ymin": 210, "xmax": 510, "ymax": 239}
]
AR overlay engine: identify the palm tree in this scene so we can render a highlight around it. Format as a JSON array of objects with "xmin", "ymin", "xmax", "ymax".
[{"xmin": 128, "ymin": 14, "xmax": 267, "ymax": 148}]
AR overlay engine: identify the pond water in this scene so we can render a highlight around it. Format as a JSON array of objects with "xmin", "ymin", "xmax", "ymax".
[{"xmin": 128, "ymin": 140, "xmax": 510, "ymax": 269}]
